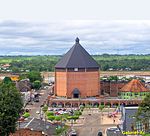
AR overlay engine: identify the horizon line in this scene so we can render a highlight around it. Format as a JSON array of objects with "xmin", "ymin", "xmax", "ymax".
[{"xmin": 0, "ymin": 53, "xmax": 150, "ymax": 57}]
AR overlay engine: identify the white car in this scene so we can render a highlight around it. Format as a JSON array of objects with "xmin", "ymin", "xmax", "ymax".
[
  {"xmin": 69, "ymin": 129, "xmax": 77, "ymax": 136},
  {"xmin": 36, "ymin": 111, "xmax": 40, "ymax": 114}
]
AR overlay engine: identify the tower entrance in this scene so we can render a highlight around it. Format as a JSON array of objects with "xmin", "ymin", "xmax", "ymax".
[{"xmin": 72, "ymin": 88, "xmax": 80, "ymax": 98}]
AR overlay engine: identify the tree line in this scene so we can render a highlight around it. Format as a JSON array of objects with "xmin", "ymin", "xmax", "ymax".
[{"xmin": 0, "ymin": 54, "xmax": 149, "ymax": 73}]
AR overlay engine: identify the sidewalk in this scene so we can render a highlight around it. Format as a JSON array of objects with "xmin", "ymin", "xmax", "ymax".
[
  {"xmin": 65, "ymin": 116, "xmax": 85, "ymax": 126},
  {"xmin": 101, "ymin": 113, "xmax": 121, "ymax": 125}
]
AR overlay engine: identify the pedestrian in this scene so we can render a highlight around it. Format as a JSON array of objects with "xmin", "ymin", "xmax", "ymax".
[{"xmin": 113, "ymin": 119, "xmax": 115, "ymax": 123}]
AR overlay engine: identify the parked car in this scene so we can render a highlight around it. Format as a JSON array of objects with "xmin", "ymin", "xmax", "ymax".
[
  {"xmin": 36, "ymin": 111, "xmax": 40, "ymax": 114},
  {"xmin": 97, "ymin": 130, "xmax": 103, "ymax": 136},
  {"xmin": 55, "ymin": 109, "xmax": 59, "ymax": 111},
  {"xmin": 69, "ymin": 129, "xmax": 77, "ymax": 136},
  {"xmin": 55, "ymin": 112, "xmax": 60, "ymax": 115},
  {"xmin": 34, "ymin": 98, "xmax": 39, "ymax": 102},
  {"xmin": 106, "ymin": 127, "xmax": 121, "ymax": 136}
]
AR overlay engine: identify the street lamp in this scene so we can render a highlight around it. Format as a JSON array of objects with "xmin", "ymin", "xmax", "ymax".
[
  {"xmin": 70, "ymin": 109, "xmax": 74, "ymax": 130},
  {"xmin": 40, "ymin": 104, "xmax": 44, "ymax": 120}
]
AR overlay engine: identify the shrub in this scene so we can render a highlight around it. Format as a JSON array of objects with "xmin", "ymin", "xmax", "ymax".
[
  {"xmin": 55, "ymin": 116, "xmax": 61, "ymax": 121},
  {"xmin": 42, "ymin": 105, "xmax": 48, "ymax": 113},
  {"xmin": 62, "ymin": 113, "xmax": 69, "ymax": 118},
  {"xmin": 67, "ymin": 115, "xmax": 79, "ymax": 120},
  {"xmin": 86, "ymin": 104, "xmax": 92, "ymax": 108},
  {"xmin": 94, "ymin": 105, "xmax": 98, "ymax": 108},
  {"xmin": 99, "ymin": 105, "xmax": 105, "ymax": 111},
  {"xmin": 80, "ymin": 108, "xmax": 84, "ymax": 112},
  {"xmin": 74, "ymin": 111, "xmax": 82, "ymax": 116},
  {"xmin": 23, "ymin": 112, "xmax": 30, "ymax": 118},
  {"xmin": 67, "ymin": 116, "xmax": 72, "ymax": 120},
  {"xmin": 72, "ymin": 115, "xmax": 79, "ymax": 120},
  {"xmin": 80, "ymin": 105, "xmax": 85, "ymax": 109},
  {"xmin": 143, "ymin": 134, "xmax": 150, "ymax": 136},
  {"xmin": 47, "ymin": 116, "xmax": 55, "ymax": 121},
  {"xmin": 46, "ymin": 111, "xmax": 54, "ymax": 116},
  {"xmin": 55, "ymin": 127, "xmax": 64, "ymax": 134}
]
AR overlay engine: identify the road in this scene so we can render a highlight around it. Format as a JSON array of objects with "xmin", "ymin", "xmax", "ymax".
[{"xmin": 25, "ymin": 87, "xmax": 52, "ymax": 118}]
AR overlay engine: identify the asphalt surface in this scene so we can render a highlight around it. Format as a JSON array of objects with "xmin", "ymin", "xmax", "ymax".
[
  {"xmin": 73, "ymin": 109, "xmax": 118, "ymax": 136},
  {"xmin": 73, "ymin": 109, "xmax": 102, "ymax": 136},
  {"xmin": 25, "ymin": 87, "xmax": 52, "ymax": 118}
]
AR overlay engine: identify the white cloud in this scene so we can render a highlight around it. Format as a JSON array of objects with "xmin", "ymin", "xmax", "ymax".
[{"xmin": 0, "ymin": 20, "xmax": 150, "ymax": 55}]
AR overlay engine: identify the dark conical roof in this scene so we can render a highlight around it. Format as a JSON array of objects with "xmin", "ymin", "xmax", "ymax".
[{"xmin": 55, "ymin": 38, "xmax": 99, "ymax": 68}]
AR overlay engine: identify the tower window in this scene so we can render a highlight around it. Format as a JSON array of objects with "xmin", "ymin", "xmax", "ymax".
[{"xmin": 74, "ymin": 68, "xmax": 78, "ymax": 71}]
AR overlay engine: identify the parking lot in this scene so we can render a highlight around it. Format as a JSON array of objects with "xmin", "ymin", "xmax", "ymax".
[{"xmin": 72, "ymin": 108, "xmax": 122, "ymax": 136}]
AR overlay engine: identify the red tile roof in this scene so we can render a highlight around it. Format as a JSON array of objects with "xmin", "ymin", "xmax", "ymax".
[{"xmin": 120, "ymin": 79, "xmax": 148, "ymax": 92}]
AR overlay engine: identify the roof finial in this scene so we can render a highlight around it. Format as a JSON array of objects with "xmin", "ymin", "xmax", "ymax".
[{"xmin": 75, "ymin": 37, "xmax": 79, "ymax": 43}]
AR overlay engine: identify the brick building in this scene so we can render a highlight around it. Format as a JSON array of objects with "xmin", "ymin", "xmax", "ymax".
[
  {"xmin": 100, "ymin": 81, "xmax": 127, "ymax": 97},
  {"xmin": 55, "ymin": 38, "xmax": 100, "ymax": 98}
]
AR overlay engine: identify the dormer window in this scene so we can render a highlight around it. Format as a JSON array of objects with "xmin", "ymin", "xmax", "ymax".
[{"xmin": 74, "ymin": 68, "xmax": 78, "ymax": 71}]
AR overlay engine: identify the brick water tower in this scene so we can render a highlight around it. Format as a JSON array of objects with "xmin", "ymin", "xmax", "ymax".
[{"xmin": 55, "ymin": 38, "xmax": 100, "ymax": 98}]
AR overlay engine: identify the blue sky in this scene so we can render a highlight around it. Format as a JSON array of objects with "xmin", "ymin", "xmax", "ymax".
[
  {"xmin": 0, "ymin": 0, "xmax": 150, "ymax": 55},
  {"xmin": 0, "ymin": 20, "xmax": 150, "ymax": 55}
]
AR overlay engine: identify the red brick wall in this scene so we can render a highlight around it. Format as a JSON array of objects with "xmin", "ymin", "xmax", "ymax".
[
  {"xmin": 55, "ymin": 70, "xmax": 100, "ymax": 98},
  {"xmin": 100, "ymin": 81, "xmax": 126, "ymax": 97},
  {"xmin": 55, "ymin": 71, "xmax": 67, "ymax": 96}
]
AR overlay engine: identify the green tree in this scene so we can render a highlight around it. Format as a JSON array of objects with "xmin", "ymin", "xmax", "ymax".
[
  {"xmin": 0, "ymin": 83, "xmax": 23, "ymax": 136},
  {"xmin": 11, "ymin": 67, "xmax": 20, "ymax": 73},
  {"xmin": 136, "ymin": 93, "xmax": 150, "ymax": 132},
  {"xmin": 27, "ymin": 71, "xmax": 42, "ymax": 82},
  {"xmin": 3, "ymin": 77, "xmax": 12, "ymax": 84},
  {"xmin": 108, "ymin": 76, "xmax": 118, "ymax": 81},
  {"xmin": 33, "ymin": 80, "xmax": 41, "ymax": 90},
  {"xmin": 19, "ymin": 74, "xmax": 27, "ymax": 80}
]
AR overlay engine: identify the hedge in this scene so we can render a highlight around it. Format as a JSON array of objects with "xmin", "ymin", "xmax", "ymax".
[
  {"xmin": 55, "ymin": 116, "xmax": 61, "ymax": 121},
  {"xmin": 23, "ymin": 112, "xmax": 30, "ymax": 118},
  {"xmin": 46, "ymin": 111, "xmax": 54, "ymax": 116},
  {"xmin": 47, "ymin": 115, "xmax": 55, "ymax": 121}
]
